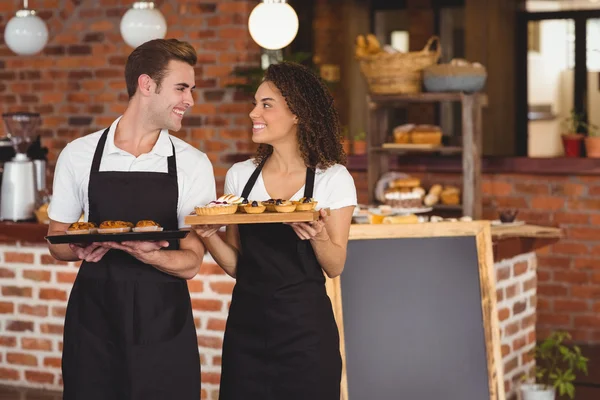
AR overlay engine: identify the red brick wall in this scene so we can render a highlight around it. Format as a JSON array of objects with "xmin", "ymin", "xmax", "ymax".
[
  {"xmin": 352, "ymin": 169, "xmax": 600, "ymax": 343},
  {"xmin": 0, "ymin": 0, "xmax": 260, "ymax": 190}
]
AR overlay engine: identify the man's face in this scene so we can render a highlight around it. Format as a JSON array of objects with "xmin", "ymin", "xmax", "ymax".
[{"xmin": 148, "ymin": 59, "xmax": 195, "ymax": 132}]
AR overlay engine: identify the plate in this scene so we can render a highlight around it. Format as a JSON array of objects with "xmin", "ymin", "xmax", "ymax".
[
  {"xmin": 45, "ymin": 229, "xmax": 189, "ymax": 245},
  {"xmin": 491, "ymin": 220, "xmax": 525, "ymax": 227}
]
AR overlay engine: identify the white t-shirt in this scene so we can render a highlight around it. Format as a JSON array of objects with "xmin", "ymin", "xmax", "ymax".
[
  {"xmin": 224, "ymin": 159, "xmax": 357, "ymax": 210},
  {"xmin": 48, "ymin": 116, "xmax": 216, "ymax": 228}
]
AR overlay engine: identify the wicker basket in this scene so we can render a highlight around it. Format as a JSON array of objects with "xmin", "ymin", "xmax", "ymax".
[{"xmin": 357, "ymin": 36, "xmax": 441, "ymax": 94}]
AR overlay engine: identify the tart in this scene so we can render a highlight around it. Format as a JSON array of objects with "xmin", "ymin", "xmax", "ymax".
[
  {"xmin": 194, "ymin": 194, "xmax": 243, "ymax": 216},
  {"xmin": 195, "ymin": 201, "xmax": 238, "ymax": 216},
  {"xmin": 242, "ymin": 200, "xmax": 266, "ymax": 214},
  {"xmin": 98, "ymin": 220, "xmax": 133, "ymax": 234},
  {"xmin": 261, "ymin": 198, "xmax": 278, "ymax": 212},
  {"xmin": 216, "ymin": 194, "xmax": 244, "ymax": 204},
  {"xmin": 293, "ymin": 197, "xmax": 318, "ymax": 211},
  {"xmin": 273, "ymin": 199, "xmax": 296, "ymax": 213},
  {"xmin": 133, "ymin": 220, "xmax": 163, "ymax": 232},
  {"xmin": 66, "ymin": 221, "xmax": 97, "ymax": 235}
]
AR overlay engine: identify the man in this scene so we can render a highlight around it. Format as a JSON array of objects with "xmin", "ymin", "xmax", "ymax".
[{"xmin": 47, "ymin": 39, "xmax": 214, "ymax": 400}]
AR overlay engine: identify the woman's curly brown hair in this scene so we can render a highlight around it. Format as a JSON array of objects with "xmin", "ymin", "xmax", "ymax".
[{"xmin": 253, "ymin": 61, "xmax": 346, "ymax": 170}]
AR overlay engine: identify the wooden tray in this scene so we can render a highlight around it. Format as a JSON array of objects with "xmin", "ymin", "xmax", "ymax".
[
  {"xmin": 185, "ymin": 210, "xmax": 324, "ymax": 225},
  {"xmin": 46, "ymin": 230, "xmax": 189, "ymax": 245}
]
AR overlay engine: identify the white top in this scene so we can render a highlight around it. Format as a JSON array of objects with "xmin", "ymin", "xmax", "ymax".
[
  {"xmin": 48, "ymin": 116, "xmax": 216, "ymax": 228},
  {"xmin": 224, "ymin": 159, "xmax": 357, "ymax": 210}
]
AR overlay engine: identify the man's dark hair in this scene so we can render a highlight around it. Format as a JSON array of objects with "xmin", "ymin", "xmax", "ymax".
[{"xmin": 125, "ymin": 39, "xmax": 197, "ymax": 99}]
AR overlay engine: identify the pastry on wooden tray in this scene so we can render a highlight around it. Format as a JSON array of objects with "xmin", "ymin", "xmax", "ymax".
[
  {"xmin": 293, "ymin": 197, "xmax": 318, "ymax": 211},
  {"xmin": 241, "ymin": 200, "xmax": 266, "ymax": 214},
  {"xmin": 98, "ymin": 220, "xmax": 134, "ymax": 234},
  {"xmin": 195, "ymin": 194, "xmax": 242, "ymax": 216},
  {"xmin": 133, "ymin": 220, "xmax": 163, "ymax": 232},
  {"xmin": 273, "ymin": 199, "xmax": 296, "ymax": 213},
  {"xmin": 66, "ymin": 221, "xmax": 98, "ymax": 235}
]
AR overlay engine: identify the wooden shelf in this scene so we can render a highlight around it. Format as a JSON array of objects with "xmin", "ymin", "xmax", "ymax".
[
  {"xmin": 373, "ymin": 145, "xmax": 462, "ymax": 154},
  {"xmin": 367, "ymin": 92, "xmax": 485, "ymax": 219},
  {"xmin": 432, "ymin": 204, "xmax": 463, "ymax": 211},
  {"xmin": 368, "ymin": 92, "xmax": 488, "ymax": 107}
]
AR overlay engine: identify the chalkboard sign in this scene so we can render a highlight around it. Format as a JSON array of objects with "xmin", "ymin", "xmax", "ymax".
[{"xmin": 326, "ymin": 222, "xmax": 504, "ymax": 400}]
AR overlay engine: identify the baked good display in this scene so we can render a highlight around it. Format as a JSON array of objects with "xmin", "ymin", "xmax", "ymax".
[
  {"xmin": 133, "ymin": 220, "xmax": 163, "ymax": 232},
  {"xmin": 194, "ymin": 194, "xmax": 241, "ymax": 216},
  {"xmin": 388, "ymin": 177, "xmax": 421, "ymax": 192},
  {"xmin": 98, "ymin": 221, "xmax": 133, "ymax": 234},
  {"xmin": 293, "ymin": 197, "xmax": 318, "ymax": 211},
  {"xmin": 66, "ymin": 221, "xmax": 98, "ymax": 235},
  {"xmin": 242, "ymin": 200, "xmax": 266, "ymax": 214},
  {"xmin": 384, "ymin": 191, "xmax": 423, "ymax": 209}
]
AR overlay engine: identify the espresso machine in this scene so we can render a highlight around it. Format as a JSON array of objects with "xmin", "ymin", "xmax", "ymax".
[{"xmin": 1, "ymin": 112, "xmax": 42, "ymax": 221}]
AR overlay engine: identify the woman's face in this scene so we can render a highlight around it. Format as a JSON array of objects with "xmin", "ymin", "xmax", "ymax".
[{"xmin": 249, "ymin": 81, "xmax": 298, "ymax": 145}]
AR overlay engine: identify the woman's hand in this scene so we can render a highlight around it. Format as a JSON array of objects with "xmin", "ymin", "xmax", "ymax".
[
  {"xmin": 286, "ymin": 209, "xmax": 330, "ymax": 241},
  {"xmin": 192, "ymin": 224, "xmax": 224, "ymax": 239}
]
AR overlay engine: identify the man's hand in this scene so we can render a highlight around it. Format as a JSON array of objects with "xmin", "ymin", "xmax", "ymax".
[
  {"xmin": 68, "ymin": 242, "xmax": 111, "ymax": 263},
  {"xmin": 101, "ymin": 240, "xmax": 169, "ymax": 264}
]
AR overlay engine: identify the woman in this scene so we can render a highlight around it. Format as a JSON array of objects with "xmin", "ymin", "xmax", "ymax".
[{"xmin": 194, "ymin": 61, "xmax": 356, "ymax": 399}]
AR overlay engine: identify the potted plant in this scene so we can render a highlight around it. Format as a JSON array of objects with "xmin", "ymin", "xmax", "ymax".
[
  {"xmin": 353, "ymin": 131, "xmax": 367, "ymax": 155},
  {"xmin": 520, "ymin": 331, "xmax": 588, "ymax": 400},
  {"xmin": 561, "ymin": 110, "xmax": 587, "ymax": 157},
  {"xmin": 340, "ymin": 126, "xmax": 351, "ymax": 155},
  {"xmin": 584, "ymin": 123, "xmax": 600, "ymax": 158}
]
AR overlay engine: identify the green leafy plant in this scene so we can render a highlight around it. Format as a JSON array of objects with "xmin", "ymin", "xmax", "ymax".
[
  {"xmin": 354, "ymin": 130, "xmax": 366, "ymax": 142},
  {"xmin": 562, "ymin": 109, "xmax": 599, "ymax": 136},
  {"xmin": 227, "ymin": 52, "xmax": 315, "ymax": 95},
  {"xmin": 527, "ymin": 331, "xmax": 589, "ymax": 399}
]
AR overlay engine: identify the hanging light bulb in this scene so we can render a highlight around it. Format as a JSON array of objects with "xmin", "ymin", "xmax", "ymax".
[
  {"xmin": 120, "ymin": 2, "xmax": 167, "ymax": 48},
  {"xmin": 248, "ymin": 0, "xmax": 299, "ymax": 50},
  {"xmin": 4, "ymin": 0, "xmax": 49, "ymax": 56}
]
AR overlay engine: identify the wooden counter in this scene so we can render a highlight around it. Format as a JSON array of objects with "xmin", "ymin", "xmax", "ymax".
[
  {"xmin": 0, "ymin": 221, "xmax": 561, "ymax": 261},
  {"xmin": 349, "ymin": 222, "xmax": 561, "ymax": 261}
]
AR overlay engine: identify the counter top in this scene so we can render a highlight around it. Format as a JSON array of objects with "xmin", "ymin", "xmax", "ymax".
[
  {"xmin": 349, "ymin": 222, "xmax": 561, "ymax": 261},
  {"xmin": 0, "ymin": 221, "xmax": 561, "ymax": 262}
]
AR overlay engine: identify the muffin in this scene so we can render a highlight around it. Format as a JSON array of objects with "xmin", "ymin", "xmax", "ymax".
[
  {"xmin": 98, "ymin": 221, "xmax": 133, "ymax": 234},
  {"xmin": 66, "ymin": 221, "xmax": 97, "ymax": 235},
  {"xmin": 293, "ymin": 197, "xmax": 318, "ymax": 211},
  {"xmin": 133, "ymin": 220, "xmax": 163, "ymax": 232}
]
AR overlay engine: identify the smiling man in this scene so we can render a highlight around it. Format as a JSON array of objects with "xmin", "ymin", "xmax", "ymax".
[{"xmin": 46, "ymin": 39, "xmax": 214, "ymax": 400}]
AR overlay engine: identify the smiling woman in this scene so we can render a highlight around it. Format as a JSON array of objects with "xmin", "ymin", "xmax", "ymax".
[{"xmin": 193, "ymin": 61, "xmax": 357, "ymax": 400}]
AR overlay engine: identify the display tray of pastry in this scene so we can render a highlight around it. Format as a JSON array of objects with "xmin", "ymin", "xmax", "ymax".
[
  {"xmin": 133, "ymin": 220, "xmax": 163, "ymax": 232},
  {"xmin": 185, "ymin": 196, "xmax": 329, "ymax": 225},
  {"xmin": 66, "ymin": 221, "xmax": 98, "ymax": 235},
  {"xmin": 47, "ymin": 221, "xmax": 188, "ymax": 245},
  {"xmin": 98, "ymin": 220, "xmax": 134, "ymax": 234}
]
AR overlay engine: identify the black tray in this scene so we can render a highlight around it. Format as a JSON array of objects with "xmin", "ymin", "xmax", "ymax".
[{"xmin": 45, "ymin": 230, "xmax": 189, "ymax": 245}]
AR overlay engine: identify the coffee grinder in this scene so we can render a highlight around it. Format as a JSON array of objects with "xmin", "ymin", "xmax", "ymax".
[{"xmin": 1, "ymin": 112, "xmax": 41, "ymax": 221}]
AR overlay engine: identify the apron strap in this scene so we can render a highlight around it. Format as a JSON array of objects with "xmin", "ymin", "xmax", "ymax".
[
  {"xmin": 241, "ymin": 158, "xmax": 267, "ymax": 200},
  {"xmin": 303, "ymin": 167, "xmax": 315, "ymax": 199},
  {"xmin": 167, "ymin": 139, "xmax": 177, "ymax": 176},
  {"xmin": 90, "ymin": 128, "xmax": 110, "ymax": 174}
]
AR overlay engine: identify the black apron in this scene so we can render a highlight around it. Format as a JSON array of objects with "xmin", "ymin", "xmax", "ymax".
[
  {"xmin": 61, "ymin": 128, "xmax": 200, "ymax": 400},
  {"xmin": 219, "ymin": 159, "xmax": 342, "ymax": 400}
]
